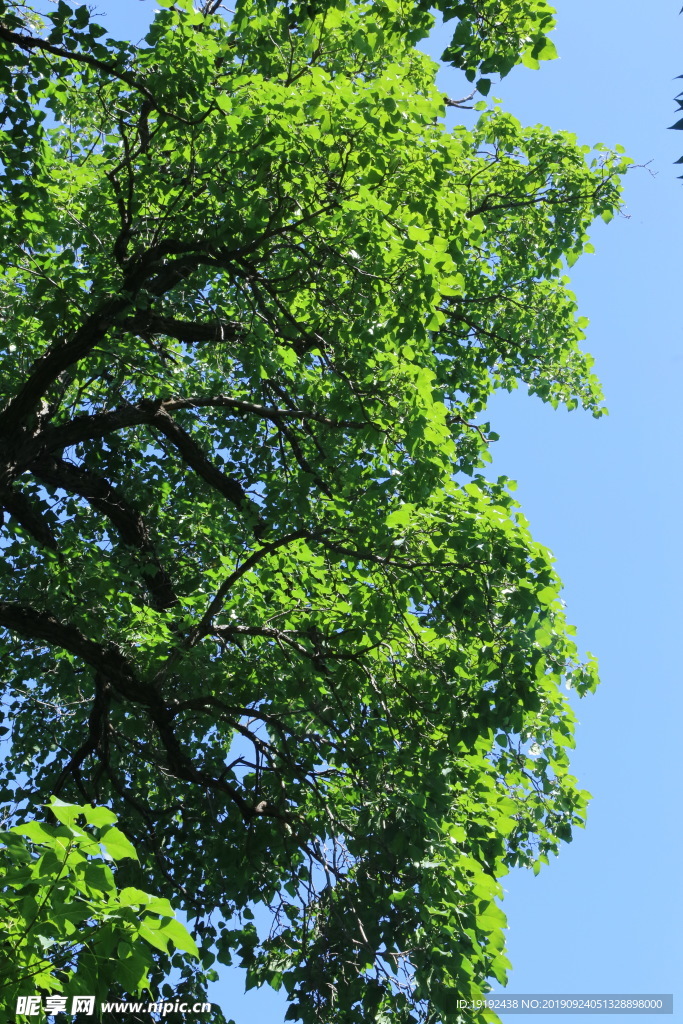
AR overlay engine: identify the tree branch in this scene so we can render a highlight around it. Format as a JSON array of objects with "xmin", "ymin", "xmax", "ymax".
[
  {"xmin": 0, "ymin": 295, "xmax": 131, "ymax": 438},
  {"xmin": 52, "ymin": 674, "xmax": 111, "ymax": 796},
  {"xmin": 187, "ymin": 531, "xmax": 308, "ymax": 645},
  {"xmin": 151, "ymin": 406, "xmax": 252, "ymax": 511},
  {"xmin": 29, "ymin": 454, "xmax": 178, "ymax": 610},
  {"xmin": 0, "ymin": 601, "xmax": 151, "ymax": 705},
  {"xmin": 122, "ymin": 312, "xmax": 247, "ymax": 347},
  {"xmin": 0, "ymin": 22, "xmax": 201, "ymax": 126},
  {"xmin": 25, "ymin": 400, "xmax": 252, "ymax": 514},
  {"xmin": 0, "ymin": 487, "xmax": 59, "ymax": 550}
]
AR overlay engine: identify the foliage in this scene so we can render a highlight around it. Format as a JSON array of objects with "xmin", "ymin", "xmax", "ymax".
[
  {"xmin": 272, "ymin": 0, "xmax": 559, "ymax": 95},
  {"xmin": 432, "ymin": 0, "xmax": 559, "ymax": 93},
  {"xmin": 0, "ymin": 0, "xmax": 629, "ymax": 1021},
  {"xmin": 0, "ymin": 799, "xmax": 197, "ymax": 1022}
]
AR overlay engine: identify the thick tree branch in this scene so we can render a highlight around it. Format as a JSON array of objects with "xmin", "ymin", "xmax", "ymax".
[
  {"xmin": 0, "ymin": 601, "xmax": 268, "ymax": 819},
  {"xmin": 0, "ymin": 295, "xmax": 131, "ymax": 438},
  {"xmin": 147, "ymin": 703, "xmax": 274, "ymax": 822},
  {"xmin": 145, "ymin": 392, "xmax": 365, "ymax": 430},
  {"xmin": 25, "ymin": 400, "xmax": 251, "ymax": 512},
  {"xmin": 0, "ymin": 23, "xmax": 201, "ymax": 126},
  {"xmin": 214, "ymin": 623, "xmax": 312, "ymax": 656},
  {"xmin": 52, "ymin": 674, "xmax": 112, "ymax": 796},
  {"xmin": 29, "ymin": 455, "xmax": 178, "ymax": 610},
  {"xmin": 0, "ymin": 23, "xmax": 153, "ymax": 96},
  {"xmin": 0, "ymin": 487, "xmax": 59, "ymax": 550},
  {"xmin": 0, "ymin": 601, "xmax": 151, "ymax": 705},
  {"xmin": 122, "ymin": 312, "xmax": 247, "ymax": 347},
  {"xmin": 0, "ymin": 245, "xmax": 234, "ymax": 443},
  {"xmin": 151, "ymin": 406, "xmax": 251, "ymax": 510}
]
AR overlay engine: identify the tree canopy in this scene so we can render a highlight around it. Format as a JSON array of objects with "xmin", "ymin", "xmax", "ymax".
[{"xmin": 0, "ymin": 1, "xmax": 629, "ymax": 1021}]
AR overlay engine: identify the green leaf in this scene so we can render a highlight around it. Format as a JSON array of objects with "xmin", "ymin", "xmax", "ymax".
[
  {"xmin": 82, "ymin": 806, "xmax": 118, "ymax": 828},
  {"xmin": 159, "ymin": 919, "xmax": 199, "ymax": 958},
  {"xmin": 98, "ymin": 827, "xmax": 138, "ymax": 862}
]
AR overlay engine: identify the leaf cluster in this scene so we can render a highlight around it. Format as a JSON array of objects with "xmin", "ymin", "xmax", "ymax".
[{"xmin": 0, "ymin": 799, "xmax": 197, "ymax": 1022}]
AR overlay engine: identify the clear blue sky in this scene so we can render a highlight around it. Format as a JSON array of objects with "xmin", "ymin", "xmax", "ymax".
[{"xmin": 28, "ymin": 1, "xmax": 683, "ymax": 1020}]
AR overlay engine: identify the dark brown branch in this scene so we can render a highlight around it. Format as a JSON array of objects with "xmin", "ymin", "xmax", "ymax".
[
  {"xmin": 0, "ymin": 487, "xmax": 59, "ymax": 550},
  {"xmin": 147, "ymin": 704, "xmax": 268, "ymax": 822},
  {"xmin": 52, "ymin": 674, "xmax": 111, "ymax": 796},
  {"xmin": 245, "ymin": 272, "xmax": 322, "ymax": 356},
  {"xmin": 122, "ymin": 312, "xmax": 246, "ymax": 347},
  {"xmin": 0, "ymin": 23, "xmax": 201, "ymax": 127},
  {"xmin": 29, "ymin": 399, "xmax": 169, "ymax": 453},
  {"xmin": 132, "ymin": 390, "xmax": 364, "ymax": 430},
  {"xmin": 443, "ymin": 90, "xmax": 475, "ymax": 109},
  {"xmin": 26, "ymin": 400, "xmax": 250, "ymax": 512},
  {"xmin": 438, "ymin": 306, "xmax": 514, "ymax": 349},
  {"xmin": 151, "ymin": 406, "xmax": 250, "ymax": 510},
  {"xmin": 0, "ymin": 601, "xmax": 151, "ymax": 705},
  {"xmin": 0, "ymin": 242, "xmax": 230, "ymax": 443},
  {"xmin": 0, "ymin": 294, "xmax": 131, "ymax": 437},
  {"xmin": 215, "ymin": 623, "xmax": 379, "ymax": 664},
  {"xmin": 29, "ymin": 455, "xmax": 178, "ymax": 610},
  {"xmin": 447, "ymin": 414, "xmax": 491, "ymax": 446},
  {"xmin": 468, "ymin": 186, "xmax": 603, "ymax": 218},
  {"xmin": 0, "ymin": 601, "xmax": 267, "ymax": 820},
  {"xmin": 187, "ymin": 531, "xmax": 308, "ymax": 645},
  {"xmin": 201, "ymin": 0, "xmax": 227, "ymax": 16},
  {"xmin": 25, "ymin": 396, "xmax": 364, "ymax": 490},
  {"xmin": 214, "ymin": 623, "xmax": 311, "ymax": 656}
]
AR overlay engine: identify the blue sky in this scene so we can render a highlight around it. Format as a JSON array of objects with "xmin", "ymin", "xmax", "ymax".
[{"xmin": 21, "ymin": 1, "xmax": 683, "ymax": 1020}]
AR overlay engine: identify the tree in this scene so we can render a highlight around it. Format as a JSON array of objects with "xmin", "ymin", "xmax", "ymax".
[
  {"xmin": 0, "ymin": 1, "xmax": 629, "ymax": 1021},
  {"xmin": 0, "ymin": 799, "xmax": 198, "ymax": 1022}
]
